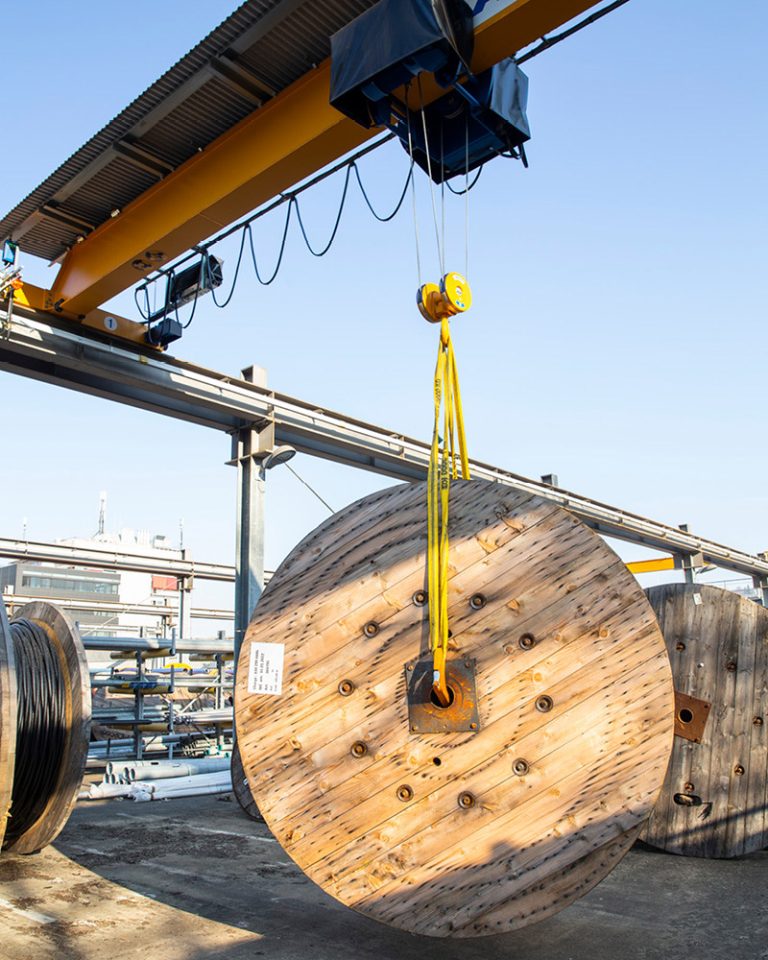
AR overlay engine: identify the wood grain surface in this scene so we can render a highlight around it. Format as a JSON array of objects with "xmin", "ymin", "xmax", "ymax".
[
  {"xmin": 642, "ymin": 583, "xmax": 768, "ymax": 858},
  {"xmin": 236, "ymin": 480, "xmax": 674, "ymax": 936}
]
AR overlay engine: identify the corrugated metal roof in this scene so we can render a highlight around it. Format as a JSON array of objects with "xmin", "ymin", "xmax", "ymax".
[{"xmin": 0, "ymin": 0, "xmax": 377, "ymax": 264}]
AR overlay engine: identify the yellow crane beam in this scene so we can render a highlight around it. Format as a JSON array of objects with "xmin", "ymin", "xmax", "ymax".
[
  {"xmin": 49, "ymin": 0, "xmax": 604, "ymax": 316},
  {"xmin": 626, "ymin": 557, "xmax": 677, "ymax": 575}
]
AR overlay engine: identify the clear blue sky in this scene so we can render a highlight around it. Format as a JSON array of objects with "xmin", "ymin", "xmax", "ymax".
[{"xmin": 1, "ymin": 1, "xmax": 765, "ymax": 610}]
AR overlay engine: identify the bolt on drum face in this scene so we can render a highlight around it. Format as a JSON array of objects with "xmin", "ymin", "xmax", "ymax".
[{"xmin": 236, "ymin": 480, "xmax": 674, "ymax": 937}]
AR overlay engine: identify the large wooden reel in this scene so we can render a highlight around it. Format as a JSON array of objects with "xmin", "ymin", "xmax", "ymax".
[
  {"xmin": 642, "ymin": 583, "xmax": 768, "ymax": 858},
  {"xmin": 0, "ymin": 602, "xmax": 91, "ymax": 855},
  {"xmin": 236, "ymin": 480, "xmax": 674, "ymax": 937}
]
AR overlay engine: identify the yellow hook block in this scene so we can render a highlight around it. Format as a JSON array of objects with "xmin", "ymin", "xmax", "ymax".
[{"xmin": 417, "ymin": 272, "xmax": 472, "ymax": 323}]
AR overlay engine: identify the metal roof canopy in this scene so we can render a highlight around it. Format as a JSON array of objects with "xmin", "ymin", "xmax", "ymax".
[{"xmin": 0, "ymin": 0, "xmax": 376, "ymax": 264}]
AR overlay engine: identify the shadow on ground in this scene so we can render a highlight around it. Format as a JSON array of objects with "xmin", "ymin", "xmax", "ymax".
[{"xmin": 1, "ymin": 794, "xmax": 766, "ymax": 960}]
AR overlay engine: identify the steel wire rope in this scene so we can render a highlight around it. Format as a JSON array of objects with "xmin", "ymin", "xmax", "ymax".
[
  {"xmin": 405, "ymin": 84, "xmax": 424, "ymax": 287},
  {"xmin": 4, "ymin": 619, "xmax": 67, "ymax": 846},
  {"xmin": 417, "ymin": 75, "xmax": 446, "ymax": 277}
]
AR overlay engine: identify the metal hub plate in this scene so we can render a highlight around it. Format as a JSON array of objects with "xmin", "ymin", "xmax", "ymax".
[{"xmin": 405, "ymin": 657, "xmax": 479, "ymax": 733}]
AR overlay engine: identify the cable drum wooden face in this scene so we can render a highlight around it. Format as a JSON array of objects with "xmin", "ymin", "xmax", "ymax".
[
  {"xmin": 236, "ymin": 480, "xmax": 674, "ymax": 937},
  {"xmin": 642, "ymin": 583, "xmax": 768, "ymax": 858}
]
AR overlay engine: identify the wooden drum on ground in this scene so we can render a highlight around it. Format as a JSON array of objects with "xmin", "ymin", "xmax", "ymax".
[
  {"xmin": 236, "ymin": 480, "xmax": 674, "ymax": 936},
  {"xmin": 642, "ymin": 583, "xmax": 768, "ymax": 858},
  {"xmin": 0, "ymin": 601, "xmax": 91, "ymax": 855}
]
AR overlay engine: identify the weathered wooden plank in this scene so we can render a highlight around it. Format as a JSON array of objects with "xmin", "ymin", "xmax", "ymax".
[
  {"xmin": 642, "ymin": 583, "xmax": 768, "ymax": 858},
  {"xmin": 236, "ymin": 480, "xmax": 674, "ymax": 936}
]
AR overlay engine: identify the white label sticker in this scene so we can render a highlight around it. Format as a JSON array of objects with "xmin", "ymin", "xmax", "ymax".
[
  {"xmin": 247, "ymin": 642, "xmax": 285, "ymax": 696},
  {"xmin": 693, "ymin": 592, "xmax": 702, "ymax": 606}
]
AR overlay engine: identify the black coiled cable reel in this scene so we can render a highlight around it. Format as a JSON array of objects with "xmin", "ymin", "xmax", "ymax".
[{"xmin": 0, "ymin": 601, "xmax": 91, "ymax": 855}]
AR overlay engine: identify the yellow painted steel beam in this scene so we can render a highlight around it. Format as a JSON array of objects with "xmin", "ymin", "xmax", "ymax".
[
  {"xmin": 49, "ymin": 0, "xmax": 603, "ymax": 316},
  {"xmin": 626, "ymin": 557, "xmax": 677, "ymax": 575},
  {"xmin": 12, "ymin": 283, "xmax": 155, "ymax": 349}
]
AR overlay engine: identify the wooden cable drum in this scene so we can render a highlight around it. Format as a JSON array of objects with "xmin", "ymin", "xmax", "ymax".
[
  {"xmin": 236, "ymin": 480, "xmax": 674, "ymax": 937},
  {"xmin": 642, "ymin": 583, "xmax": 768, "ymax": 858},
  {"xmin": 0, "ymin": 599, "xmax": 17, "ymax": 850},
  {"xmin": 0, "ymin": 601, "xmax": 91, "ymax": 855},
  {"xmin": 231, "ymin": 741, "xmax": 262, "ymax": 821}
]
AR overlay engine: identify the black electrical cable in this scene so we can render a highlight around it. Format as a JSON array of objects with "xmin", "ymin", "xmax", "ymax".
[
  {"xmin": 445, "ymin": 164, "xmax": 483, "ymax": 195},
  {"xmin": 352, "ymin": 160, "xmax": 413, "ymax": 222},
  {"xmin": 247, "ymin": 202, "xmax": 294, "ymax": 285},
  {"xmin": 135, "ymin": 141, "xmax": 411, "ymax": 325},
  {"xmin": 294, "ymin": 164, "xmax": 353, "ymax": 257},
  {"xmin": 4, "ymin": 619, "xmax": 67, "ymax": 845}
]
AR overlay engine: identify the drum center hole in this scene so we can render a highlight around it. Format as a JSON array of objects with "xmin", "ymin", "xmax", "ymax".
[{"xmin": 430, "ymin": 686, "xmax": 456, "ymax": 709}]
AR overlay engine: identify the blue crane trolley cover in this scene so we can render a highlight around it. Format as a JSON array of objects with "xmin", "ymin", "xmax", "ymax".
[{"xmin": 330, "ymin": 0, "xmax": 472, "ymax": 128}]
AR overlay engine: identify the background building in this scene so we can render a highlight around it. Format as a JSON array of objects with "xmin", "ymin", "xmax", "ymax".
[{"xmin": 0, "ymin": 529, "xmax": 182, "ymax": 640}]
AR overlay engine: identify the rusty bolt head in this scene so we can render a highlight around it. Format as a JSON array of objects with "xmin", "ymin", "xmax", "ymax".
[
  {"xmin": 458, "ymin": 791, "xmax": 476, "ymax": 809},
  {"xmin": 734, "ymin": 764, "xmax": 745, "ymax": 776},
  {"xmin": 350, "ymin": 741, "xmax": 368, "ymax": 758},
  {"xmin": 469, "ymin": 722, "xmax": 478, "ymax": 730},
  {"xmin": 753, "ymin": 716, "xmax": 764, "ymax": 726},
  {"xmin": 396, "ymin": 784, "xmax": 414, "ymax": 802},
  {"xmin": 726, "ymin": 660, "xmax": 737, "ymax": 672},
  {"xmin": 338, "ymin": 679, "xmax": 355, "ymax": 697},
  {"xmin": 469, "ymin": 593, "xmax": 487, "ymax": 610},
  {"xmin": 513, "ymin": 758, "xmax": 530, "ymax": 776},
  {"xmin": 363, "ymin": 621, "xmax": 379, "ymax": 638},
  {"xmin": 412, "ymin": 590, "xmax": 428, "ymax": 606},
  {"xmin": 675, "ymin": 642, "xmax": 686, "ymax": 652},
  {"xmin": 684, "ymin": 782, "xmax": 695, "ymax": 792},
  {"xmin": 535, "ymin": 694, "xmax": 554, "ymax": 713},
  {"xmin": 519, "ymin": 633, "xmax": 536, "ymax": 651}
]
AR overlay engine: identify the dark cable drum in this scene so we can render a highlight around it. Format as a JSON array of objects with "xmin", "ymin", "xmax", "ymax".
[
  {"xmin": 231, "ymin": 741, "xmax": 262, "ymax": 822},
  {"xmin": 642, "ymin": 583, "xmax": 768, "ymax": 858},
  {"xmin": 0, "ymin": 602, "xmax": 91, "ymax": 855}
]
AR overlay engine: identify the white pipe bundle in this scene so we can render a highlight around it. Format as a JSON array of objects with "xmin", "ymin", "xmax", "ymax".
[
  {"xmin": 85, "ymin": 781, "xmax": 135, "ymax": 800},
  {"xmin": 130, "ymin": 769, "xmax": 232, "ymax": 801},
  {"xmin": 123, "ymin": 757, "xmax": 231, "ymax": 782}
]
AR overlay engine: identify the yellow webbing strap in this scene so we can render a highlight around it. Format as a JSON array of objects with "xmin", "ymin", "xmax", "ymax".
[{"xmin": 428, "ymin": 317, "xmax": 470, "ymax": 706}]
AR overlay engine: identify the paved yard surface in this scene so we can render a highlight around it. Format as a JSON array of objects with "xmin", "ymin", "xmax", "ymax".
[{"xmin": 0, "ymin": 795, "xmax": 765, "ymax": 960}]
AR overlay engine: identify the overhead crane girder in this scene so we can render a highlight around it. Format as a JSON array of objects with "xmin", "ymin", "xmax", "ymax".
[{"xmin": 48, "ymin": 0, "xmax": 604, "ymax": 318}]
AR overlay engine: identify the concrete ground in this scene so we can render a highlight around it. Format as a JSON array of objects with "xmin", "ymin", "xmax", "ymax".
[{"xmin": 0, "ymin": 795, "xmax": 765, "ymax": 960}]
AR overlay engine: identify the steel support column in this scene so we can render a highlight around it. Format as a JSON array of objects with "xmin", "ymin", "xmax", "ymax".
[
  {"xmin": 755, "ymin": 555, "xmax": 768, "ymax": 607},
  {"xmin": 232, "ymin": 366, "xmax": 270, "ymax": 663}
]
